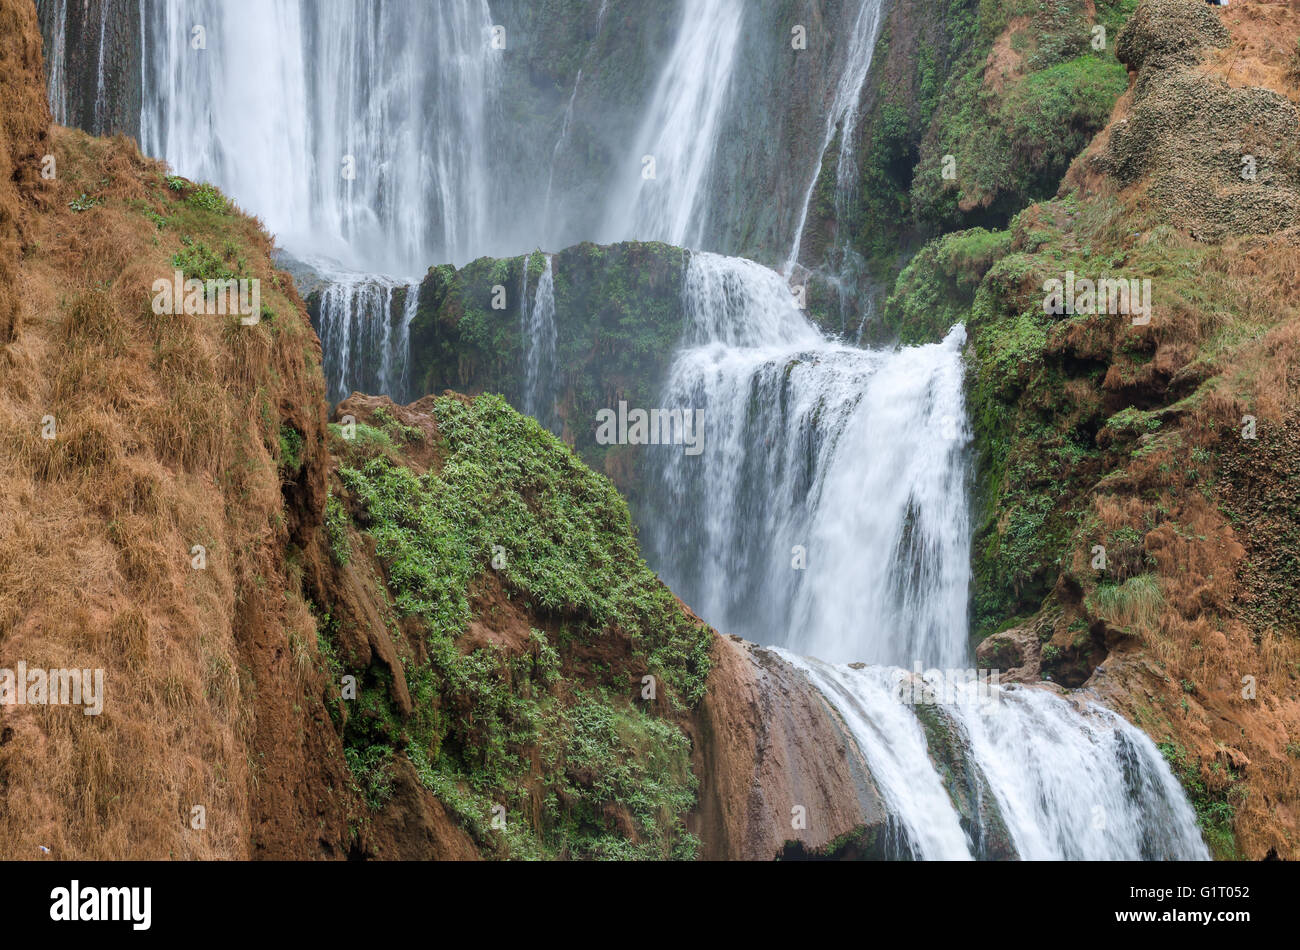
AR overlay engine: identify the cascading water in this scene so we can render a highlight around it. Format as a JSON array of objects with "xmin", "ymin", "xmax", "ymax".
[
  {"xmin": 785, "ymin": 0, "xmax": 887, "ymax": 274},
  {"xmin": 788, "ymin": 657, "xmax": 1209, "ymax": 859},
  {"xmin": 43, "ymin": 0, "xmax": 69, "ymax": 125},
  {"xmin": 600, "ymin": 0, "xmax": 745, "ymax": 247},
  {"xmin": 139, "ymin": 0, "xmax": 499, "ymax": 405},
  {"xmin": 46, "ymin": 0, "xmax": 1211, "ymax": 860},
  {"xmin": 644, "ymin": 251, "xmax": 1207, "ymax": 859},
  {"xmin": 317, "ymin": 275, "xmax": 419, "ymax": 405},
  {"xmin": 140, "ymin": 0, "xmax": 501, "ymax": 273},
  {"xmin": 647, "ymin": 253, "xmax": 971, "ymax": 669},
  {"xmin": 543, "ymin": 70, "xmax": 581, "ymax": 243},
  {"xmin": 520, "ymin": 254, "xmax": 559, "ymax": 433}
]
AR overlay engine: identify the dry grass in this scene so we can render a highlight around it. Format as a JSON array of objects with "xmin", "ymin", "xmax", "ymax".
[
  {"xmin": 1050, "ymin": 2, "xmax": 1300, "ymax": 858},
  {"xmin": 1203, "ymin": 0, "xmax": 1300, "ymax": 102},
  {"xmin": 0, "ymin": 8, "xmax": 347, "ymax": 856}
]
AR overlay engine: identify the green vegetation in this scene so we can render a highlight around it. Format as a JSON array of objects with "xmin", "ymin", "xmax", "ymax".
[
  {"xmin": 186, "ymin": 182, "xmax": 231, "ymax": 214},
  {"xmin": 942, "ymin": 190, "xmax": 1236, "ymax": 638},
  {"xmin": 323, "ymin": 493, "xmax": 351, "ymax": 567},
  {"xmin": 327, "ymin": 395, "xmax": 711, "ymax": 859},
  {"xmin": 1086, "ymin": 574, "xmax": 1164, "ymax": 634},
  {"xmin": 1158, "ymin": 742, "xmax": 1244, "ymax": 860},
  {"xmin": 370, "ymin": 406, "xmax": 423, "ymax": 444},
  {"xmin": 67, "ymin": 192, "xmax": 100, "ymax": 213},
  {"xmin": 406, "ymin": 242, "xmax": 688, "ymax": 495},
  {"xmin": 171, "ymin": 235, "xmax": 242, "ymax": 283},
  {"xmin": 278, "ymin": 423, "xmax": 304, "ymax": 475},
  {"xmin": 845, "ymin": 0, "xmax": 1135, "ymax": 278},
  {"xmin": 881, "ymin": 227, "xmax": 1011, "ymax": 343}
]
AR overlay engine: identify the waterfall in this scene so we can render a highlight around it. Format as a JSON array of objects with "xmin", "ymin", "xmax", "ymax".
[
  {"xmin": 543, "ymin": 69, "xmax": 582, "ymax": 242},
  {"xmin": 601, "ymin": 0, "xmax": 745, "ymax": 247},
  {"xmin": 520, "ymin": 253, "xmax": 559, "ymax": 433},
  {"xmin": 317, "ymin": 274, "xmax": 419, "ymax": 405},
  {"xmin": 789, "ymin": 656, "xmax": 1209, "ymax": 859},
  {"xmin": 643, "ymin": 250, "xmax": 1207, "ymax": 858},
  {"xmin": 647, "ymin": 252, "xmax": 970, "ymax": 669},
  {"xmin": 46, "ymin": 0, "xmax": 1211, "ymax": 859},
  {"xmin": 786, "ymin": 0, "xmax": 887, "ymax": 273},
  {"xmin": 43, "ymin": 0, "xmax": 69, "ymax": 124},
  {"xmin": 138, "ymin": 0, "xmax": 500, "ymax": 402},
  {"xmin": 140, "ymin": 0, "xmax": 501, "ymax": 275}
]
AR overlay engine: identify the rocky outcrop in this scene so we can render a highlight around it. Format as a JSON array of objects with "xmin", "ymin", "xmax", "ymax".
[
  {"xmin": 1103, "ymin": 0, "xmax": 1299, "ymax": 240},
  {"xmin": 687, "ymin": 635, "xmax": 889, "ymax": 860},
  {"xmin": 807, "ymin": 0, "xmax": 1133, "ymax": 288},
  {"xmin": 886, "ymin": 0, "xmax": 1300, "ymax": 857},
  {"xmin": 911, "ymin": 699, "xmax": 1015, "ymax": 860},
  {"xmin": 406, "ymin": 241, "xmax": 689, "ymax": 504}
]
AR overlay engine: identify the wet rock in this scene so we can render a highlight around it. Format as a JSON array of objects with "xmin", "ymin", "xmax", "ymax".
[
  {"xmin": 976, "ymin": 623, "xmax": 1042, "ymax": 684},
  {"xmin": 685, "ymin": 635, "xmax": 891, "ymax": 860},
  {"xmin": 912, "ymin": 701, "xmax": 1017, "ymax": 860}
]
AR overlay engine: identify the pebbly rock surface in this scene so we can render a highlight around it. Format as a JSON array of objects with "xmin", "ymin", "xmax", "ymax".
[{"xmin": 1105, "ymin": 0, "xmax": 1300, "ymax": 240}]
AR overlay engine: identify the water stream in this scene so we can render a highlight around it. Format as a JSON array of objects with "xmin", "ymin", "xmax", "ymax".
[{"xmin": 40, "ymin": 0, "xmax": 1209, "ymax": 860}]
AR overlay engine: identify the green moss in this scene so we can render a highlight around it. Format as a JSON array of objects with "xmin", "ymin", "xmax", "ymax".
[
  {"xmin": 323, "ymin": 493, "xmax": 351, "ymax": 567},
  {"xmin": 328, "ymin": 395, "xmax": 711, "ymax": 859},
  {"xmin": 845, "ymin": 0, "xmax": 1136, "ymax": 284},
  {"xmin": 881, "ymin": 227, "xmax": 1011, "ymax": 343},
  {"xmin": 1158, "ymin": 742, "xmax": 1244, "ymax": 860},
  {"xmin": 407, "ymin": 242, "xmax": 688, "ymax": 505},
  {"xmin": 278, "ymin": 423, "xmax": 304, "ymax": 475}
]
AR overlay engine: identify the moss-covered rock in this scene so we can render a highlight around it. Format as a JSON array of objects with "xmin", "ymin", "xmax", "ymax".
[
  {"xmin": 814, "ymin": 0, "xmax": 1136, "ymax": 290},
  {"xmin": 878, "ymin": 226, "xmax": 1010, "ymax": 344},
  {"xmin": 323, "ymin": 393, "xmax": 713, "ymax": 859},
  {"xmin": 408, "ymin": 241, "xmax": 688, "ymax": 500},
  {"xmin": 912, "ymin": 699, "xmax": 1016, "ymax": 859}
]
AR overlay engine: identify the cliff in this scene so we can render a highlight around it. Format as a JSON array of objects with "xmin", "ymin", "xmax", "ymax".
[
  {"xmin": 891, "ymin": 0, "xmax": 1300, "ymax": 858},
  {"xmin": 1, "ymin": 0, "xmax": 885, "ymax": 859}
]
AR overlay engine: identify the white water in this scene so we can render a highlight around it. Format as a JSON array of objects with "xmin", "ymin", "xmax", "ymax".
[
  {"xmin": 788, "ymin": 658, "xmax": 974, "ymax": 859},
  {"xmin": 543, "ymin": 69, "xmax": 582, "ymax": 243},
  {"xmin": 948, "ymin": 681, "xmax": 1211, "ymax": 859},
  {"xmin": 789, "ymin": 656, "xmax": 1208, "ymax": 859},
  {"xmin": 649, "ymin": 253, "xmax": 971, "ymax": 669},
  {"xmin": 43, "ymin": 0, "xmax": 69, "ymax": 124},
  {"xmin": 316, "ymin": 272, "xmax": 417, "ymax": 405},
  {"xmin": 786, "ymin": 0, "xmax": 887, "ymax": 274},
  {"xmin": 521, "ymin": 253, "xmax": 558, "ymax": 432},
  {"xmin": 49, "ymin": 0, "xmax": 1210, "ymax": 860},
  {"xmin": 600, "ymin": 0, "xmax": 745, "ymax": 248},
  {"xmin": 646, "ymin": 251, "xmax": 1206, "ymax": 858},
  {"xmin": 140, "ymin": 0, "xmax": 501, "ymax": 275}
]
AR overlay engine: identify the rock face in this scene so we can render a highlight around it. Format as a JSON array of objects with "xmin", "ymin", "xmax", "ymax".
[
  {"xmin": 890, "ymin": 0, "xmax": 1300, "ymax": 857},
  {"xmin": 910, "ymin": 700, "xmax": 1015, "ymax": 860},
  {"xmin": 687, "ymin": 635, "xmax": 889, "ymax": 860},
  {"xmin": 406, "ymin": 241, "xmax": 690, "ymax": 505},
  {"xmin": 1104, "ymin": 0, "xmax": 1299, "ymax": 240},
  {"xmin": 35, "ymin": 0, "xmax": 141, "ymax": 137}
]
